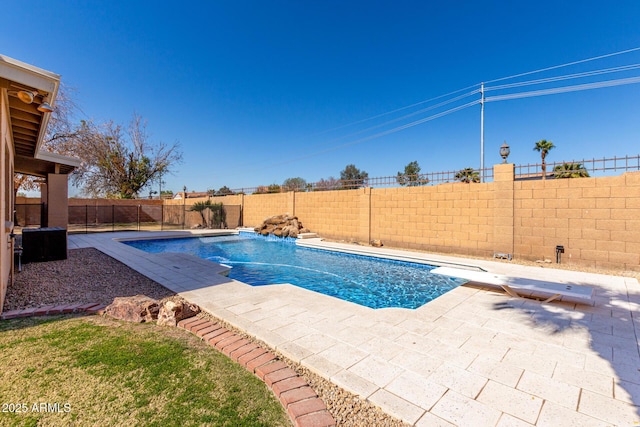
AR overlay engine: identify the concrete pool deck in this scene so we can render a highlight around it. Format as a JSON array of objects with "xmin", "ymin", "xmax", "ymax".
[{"xmin": 69, "ymin": 230, "xmax": 640, "ymax": 426}]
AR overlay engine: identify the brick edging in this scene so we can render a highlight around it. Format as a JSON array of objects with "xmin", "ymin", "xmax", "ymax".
[
  {"xmin": 177, "ymin": 316, "xmax": 336, "ymax": 427},
  {"xmin": 1, "ymin": 306, "xmax": 336, "ymax": 426},
  {"xmin": 0, "ymin": 303, "xmax": 106, "ymax": 320}
]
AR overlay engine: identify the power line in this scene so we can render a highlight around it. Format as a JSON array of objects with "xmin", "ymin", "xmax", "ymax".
[
  {"xmin": 307, "ymin": 83, "xmax": 480, "ymax": 138},
  {"xmin": 303, "ymin": 47, "xmax": 640, "ymax": 157},
  {"xmin": 230, "ymin": 89, "xmax": 481, "ymax": 176},
  {"xmin": 485, "ymin": 75, "xmax": 640, "ymax": 102},
  {"xmin": 241, "ymin": 99, "xmax": 481, "ymax": 172},
  {"xmin": 305, "ymin": 47, "xmax": 640, "ymax": 145},
  {"xmin": 485, "ymin": 46, "xmax": 640, "ymax": 84},
  {"xmin": 317, "ymin": 88, "xmax": 479, "ymax": 145},
  {"xmin": 227, "ymin": 47, "xmax": 640, "ymax": 180},
  {"xmin": 486, "ymin": 63, "xmax": 640, "ymax": 91}
]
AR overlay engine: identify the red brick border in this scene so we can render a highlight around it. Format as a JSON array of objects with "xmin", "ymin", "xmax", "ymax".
[
  {"xmin": 178, "ymin": 317, "xmax": 336, "ymax": 427},
  {"xmin": 1, "ymin": 307, "xmax": 336, "ymax": 426}
]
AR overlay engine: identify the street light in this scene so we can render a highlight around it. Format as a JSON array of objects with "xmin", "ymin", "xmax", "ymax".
[{"xmin": 500, "ymin": 141, "xmax": 510, "ymax": 163}]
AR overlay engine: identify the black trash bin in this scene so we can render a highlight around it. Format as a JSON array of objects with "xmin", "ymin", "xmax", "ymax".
[{"xmin": 21, "ymin": 227, "xmax": 68, "ymax": 263}]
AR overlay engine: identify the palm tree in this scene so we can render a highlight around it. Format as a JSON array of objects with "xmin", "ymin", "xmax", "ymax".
[
  {"xmin": 455, "ymin": 167, "xmax": 480, "ymax": 183},
  {"xmin": 553, "ymin": 162, "xmax": 590, "ymax": 179},
  {"xmin": 189, "ymin": 200, "xmax": 214, "ymax": 227},
  {"xmin": 533, "ymin": 139, "xmax": 555, "ymax": 180},
  {"xmin": 209, "ymin": 202, "xmax": 226, "ymax": 228}
]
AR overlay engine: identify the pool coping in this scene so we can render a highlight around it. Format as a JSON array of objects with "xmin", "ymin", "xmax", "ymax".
[{"xmin": 68, "ymin": 230, "xmax": 640, "ymax": 426}]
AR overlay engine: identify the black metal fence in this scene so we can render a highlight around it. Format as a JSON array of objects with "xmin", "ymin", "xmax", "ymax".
[
  {"xmin": 230, "ymin": 154, "xmax": 640, "ymax": 193},
  {"xmin": 515, "ymin": 154, "xmax": 640, "ymax": 179},
  {"xmin": 14, "ymin": 203, "xmax": 45, "ymax": 228},
  {"xmin": 15, "ymin": 204, "xmax": 242, "ymax": 233}
]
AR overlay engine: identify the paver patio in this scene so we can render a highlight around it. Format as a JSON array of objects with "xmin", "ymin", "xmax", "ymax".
[{"xmin": 69, "ymin": 231, "xmax": 640, "ymax": 426}]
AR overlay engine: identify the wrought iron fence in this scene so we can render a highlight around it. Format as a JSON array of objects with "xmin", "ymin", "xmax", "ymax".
[
  {"xmin": 16, "ymin": 204, "xmax": 242, "ymax": 233},
  {"xmin": 68, "ymin": 205, "xmax": 163, "ymax": 233},
  {"xmin": 230, "ymin": 154, "xmax": 640, "ymax": 194},
  {"xmin": 515, "ymin": 154, "xmax": 640, "ymax": 179}
]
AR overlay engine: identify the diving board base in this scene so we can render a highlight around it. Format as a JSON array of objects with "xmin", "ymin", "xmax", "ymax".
[{"xmin": 500, "ymin": 284, "xmax": 561, "ymax": 303}]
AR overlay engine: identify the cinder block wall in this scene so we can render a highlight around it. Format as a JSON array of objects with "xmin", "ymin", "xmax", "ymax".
[
  {"xmin": 370, "ymin": 182, "xmax": 495, "ymax": 256},
  {"xmin": 243, "ymin": 193, "xmax": 292, "ymax": 228},
  {"xmin": 228, "ymin": 167, "xmax": 640, "ymax": 272},
  {"xmin": 514, "ymin": 172, "xmax": 640, "ymax": 270},
  {"xmin": 295, "ymin": 189, "xmax": 363, "ymax": 241}
]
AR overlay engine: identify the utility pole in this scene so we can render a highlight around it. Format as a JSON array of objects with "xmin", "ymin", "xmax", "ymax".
[{"xmin": 480, "ymin": 82, "xmax": 485, "ymax": 183}]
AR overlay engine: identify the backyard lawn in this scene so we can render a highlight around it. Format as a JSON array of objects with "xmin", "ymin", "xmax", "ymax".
[{"xmin": 0, "ymin": 315, "xmax": 290, "ymax": 427}]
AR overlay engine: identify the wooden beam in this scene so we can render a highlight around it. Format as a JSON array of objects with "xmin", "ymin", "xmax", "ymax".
[
  {"xmin": 12, "ymin": 118, "xmax": 39, "ymax": 132},
  {"xmin": 8, "ymin": 109, "xmax": 40, "ymax": 124},
  {"xmin": 13, "ymin": 138, "xmax": 35, "ymax": 153},
  {"xmin": 14, "ymin": 141, "xmax": 32, "ymax": 150},
  {"xmin": 13, "ymin": 128, "xmax": 38, "ymax": 140},
  {"xmin": 8, "ymin": 98, "xmax": 39, "ymax": 115}
]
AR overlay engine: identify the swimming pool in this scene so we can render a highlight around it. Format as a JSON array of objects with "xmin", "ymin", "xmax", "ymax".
[{"xmin": 124, "ymin": 233, "xmax": 464, "ymax": 309}]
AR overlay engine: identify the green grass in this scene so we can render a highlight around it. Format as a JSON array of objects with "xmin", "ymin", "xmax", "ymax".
[{"xmin": 0, "ymin": 315, "xmax": 290, "ymax": 427}]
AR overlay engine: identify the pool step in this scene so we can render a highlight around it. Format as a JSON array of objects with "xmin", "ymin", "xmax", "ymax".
[{"xmin": 297, "ymin": 233, "xmax": 318, "ymax": 239}]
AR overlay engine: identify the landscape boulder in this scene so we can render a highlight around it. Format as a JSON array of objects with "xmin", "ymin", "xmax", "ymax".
[
  {"xmin": 105, "ymin": 295, "xmax": 160, "ymax": 323},
  {"xmin": 157, "ymin": 299, "xmax": 201, "ymax": 327},
  {"xmin": 254, "ymin": 214, "xmax": 311, "ymax": 238}
]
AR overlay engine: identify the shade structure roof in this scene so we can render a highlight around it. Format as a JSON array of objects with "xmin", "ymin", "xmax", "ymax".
[{"xmin": 1, "ymin": 54, "xmax": 79, "ymax": 177}]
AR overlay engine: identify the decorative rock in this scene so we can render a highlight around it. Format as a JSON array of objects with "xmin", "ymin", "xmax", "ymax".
[
  {"xmin": 157, "ymin": 299, "xmax": 201, "ymax": 327},
  {"xmin": 370, "ymin": 239, "xmax": 384, "ymax": 247},
  {"xmin": 281, "ymin": 225, "xmax": 298, "ymax": 238},
  {"xmin": 265, "ymin": 216, "xmax": 283, "ymax": 225},
  {"xmin": 105, "ymin": 295, "xmax": 160, "ymax": 323},
  {"xmin": 254, "ymin": 214, "xmax": 312, "ymax": 239}
]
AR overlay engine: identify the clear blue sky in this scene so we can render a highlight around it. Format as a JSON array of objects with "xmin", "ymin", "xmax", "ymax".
[{"xmin": 2, "ymin": 1, "xmax": 639, "ymax": 195}]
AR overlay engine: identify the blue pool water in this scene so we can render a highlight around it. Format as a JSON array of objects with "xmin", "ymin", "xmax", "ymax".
[{"xmin": 124, "ymin": 233, "xmax": 464, "ymax": 309}]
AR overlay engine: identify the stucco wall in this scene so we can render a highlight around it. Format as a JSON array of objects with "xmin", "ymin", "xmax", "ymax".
[{"xmin": 1, "ymin": 93, "xmax": 13, "ymax": 313}]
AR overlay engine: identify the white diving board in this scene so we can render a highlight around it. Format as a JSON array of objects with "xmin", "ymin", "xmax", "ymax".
[{"xmin": 431, "ymin": 266, "xmax": 594, "ymax": 303}]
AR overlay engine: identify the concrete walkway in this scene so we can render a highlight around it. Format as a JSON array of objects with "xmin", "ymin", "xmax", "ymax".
[{"xmin": 69, "ymin": 231, "xmax": 640, "ymax": 426}]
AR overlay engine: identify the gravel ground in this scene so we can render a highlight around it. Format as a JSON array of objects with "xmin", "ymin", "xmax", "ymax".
[
  {"xmin": 3, "ymin": 247, "xmax": 407, "ymax": 426},
  {"xmin": 4, "ymin": 248, "xmax": 175, "ymax": 311}
]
